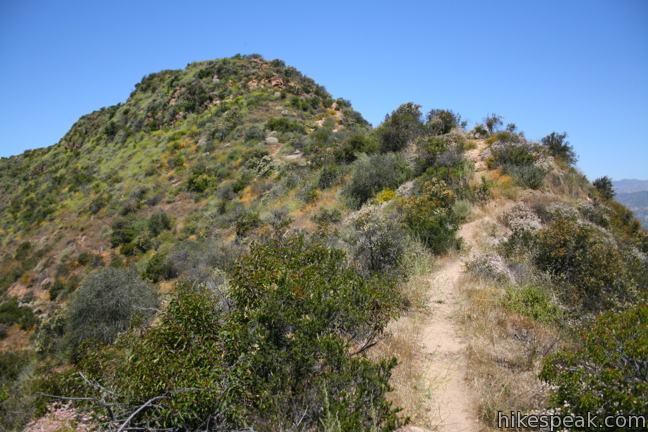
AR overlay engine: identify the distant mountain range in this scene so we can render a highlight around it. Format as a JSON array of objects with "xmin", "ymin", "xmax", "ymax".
[{"xmin": 614, "ymin": 179, "xmax": 648, "ymax": 229}]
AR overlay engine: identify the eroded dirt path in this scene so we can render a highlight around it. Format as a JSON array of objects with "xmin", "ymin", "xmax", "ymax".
[
  {"xmin": 402, "ymin": 220, "xmax": 484, "ymax": 432},
  {"xmin": 419, "ymin": 255, "xmax": 478, "ymax": 432}
]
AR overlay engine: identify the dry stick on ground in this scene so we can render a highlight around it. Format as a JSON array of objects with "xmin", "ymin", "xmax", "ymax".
[{"xmin": 116, "ymin": 395, "xmax": 168, "ymax": 432}]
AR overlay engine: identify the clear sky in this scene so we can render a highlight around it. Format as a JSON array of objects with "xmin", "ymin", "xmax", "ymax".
[{"xmin": 1, "ymin": 0, "xmax": 646, "ymax": 179}]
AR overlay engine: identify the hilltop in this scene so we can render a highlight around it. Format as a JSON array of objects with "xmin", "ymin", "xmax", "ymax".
[{"xmin": 1, "ymin": 56, "xmax": 646, "ymax": 431}]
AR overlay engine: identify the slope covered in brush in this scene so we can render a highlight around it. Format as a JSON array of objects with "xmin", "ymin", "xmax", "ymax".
[
  {"xmin": 0, "ymin": 55, "xmax": 646, "ymax": 431},
  {"xmin": 0, "ymin": 54, "xmax": 370, "ymax": 302}
]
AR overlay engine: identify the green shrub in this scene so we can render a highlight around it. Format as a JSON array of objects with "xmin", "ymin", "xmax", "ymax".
[
  {"xmin": 593, "ymin": 176, "xmax": 614, "ymax": 200},
  {"xmin": 504, "ymin": 284, "xmax": 562, "ymax": 324},
  {"xmin": 415, "ymin": 136, "xmax": 449, "ymax": 173},
  {"xmin": 0, "ymin": 299, "xmax": 37, "ymax": 330},
  {"xmin": 348, "ymin": 208, "xmax": 406, "ymax": 275},
  {"xmin": 488, "ymin": 141, "xmax": 546, "ymax": 189},
  {"xmin": 484, "ymin": 113, "xmax": 503, "ymax": 134},
  {"xmin": 14, "ymin": 241, "xmax": 32, "ymax": 261},
  {"xmin": 111, "ymin": 216, "xmax": 152, "ymax": 255},
  {"xmin": 187, "ymin": 172, "xmax": 216, "ymax": 192},
  {"xmin": 378, "ymin": 103, "xmax": 423, "ymax": 152},
  {"xmin": 265, "ymin": 117, "xmax": 305, "ymax": 134},
  {"xmin": 147, "ymin": 211, "xmax": 172, "ymax": 236},
  {"xmin": 67, "ymin": 268, "xmax": 158, "ymax": 350},
  {"xmin": 69, "ymin": 238, "xmax": 404, "ymax": 431},
  {"xmin": 541, "ymin": 132, "xmax": 576, "ymax": 165},
  {"xmin": 535, "ymin": 216, "xmax": 636, "ymax": 311},
  {"xmin": 312, "ymin": 207, "xmax": 342, "ymax": 226},
  {"xmin": 165, "ymin": 239, "xmax": 235, "ymax": 285},
  {"xmin": 143, "ymin": 252, "xmax": 176, "ymax": 282},
  {"xmin": 400, "ymin": 178, "xmax": 459, "ymax": 254},
  {"xmin": 345, "ymin": 153, "xmax": 410, "ymax": 208},
  {"xmin": 541, "ymin": 304, "xmax": 648, "ymax": 427},
  {"xmin": 235, "ymin": 210, "xmax": 261, "ymax": 237},
  {"xmin": 425, "ymin": 109, "xmax": 461, "ymax": 135},
  {"xmin": 318, "ymin": 164, "xmax": 340, "ymax": 189},
  {"xmin": 226, "ymin": 237, "xmax": 404, "ymax": 430},
  {"xmin": 489, "ymin": 142, "xmax": 535, "ymax": 167},
  {"xmin": 110, "ymin": 216, "xmax": 137, "ymax": 247},
  {"xmin": 335, "ymin": 133, "xmax": 377, "ymax": 162},
  {"xmin": 505, "ymin": 164, "xmax": 546, "ymax": 189}
]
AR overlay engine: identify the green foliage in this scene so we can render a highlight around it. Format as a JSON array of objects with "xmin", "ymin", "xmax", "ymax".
[
  {"xmin": 143, "ymin": 252, "xmax": 176, "ymax": 282},
  {"xmin": 0, "ymin": 299, "xmax": 38, "ymax": 330},
  {"xmin": 541, "ymin": 304, "xmax": 648, "ymax": 426},
  {"xmin": 318, "ymin": 164, "xmax": 341, "ymax": 189},
  {"xmin": 111, "ymin": 216, "xmax": 152, "ymax": 255},
  {"xmin": 534, "ymin": 216, "xmax": 637, "ymax": 311},
  {"xmin": 489, "ymin": 142, "xmax": 535, "ymax": 167},
  {"xmin": 400, "ymin": 178, "xmax": 459, "ymax": 254},
  {"xmin": 67, "ymin": 268, "xmax": 158, "ymax": 350},
  {"xmin": 488, "ymin": 141, "xmax": 545, "ymax": 189},
  {"xmin": 504, "ymin": 284, "xmax": 563, "ymax": 324},
  {"xmin": 312, "ymin": 207, "xmax": 342, "ymax": 226},
  {"xmin": 110, "ymin": 216, "xmax": 137, "ymax": 247},
  {"xmin": 345, "ymin": 153, "xmax": 410, "ymax": 208},
  {"xmin": 147, "ymin": 211, "xmax": 173, "ymax": 236},
  {"xmin": 67, "ymin": 238, "xmax": 404, "ymax": 431},
  {"xmin": 235, "ymin": 210, "xmax": 261, "ymax": 237},
  {"xmin": 166, "ymin": 238, "xmax": 235, "ymax": 284},
  {"xmin": 187, "ymin": 172, "xmax": 217, "ymax": 192},
  {"xmin": 593, "ymin": 176, "xmax": 615, "ymax": 200},
  {"xmin": 425, "ymin": 109, "xmax": 461, "ymax": 135},
  {"xmin": 226, "ymin": 237, "xmax": 404, "ymax": 430},
  {"xmin": 483, "ymin": 113, "xmax": 503, "ymax": 134},
  {"xmin": 541, "ymin": 132, "xmax": 576, "ymax": 165},
  {"xmin": 48, "ymin": 277, "xmax": 79, "ymax": 301},
  {"xmin": 265, "ymin": 117, "xmax": 305, "ymax": 134},
  {"xmin": 505, "ymin": 164, "xmax": 546, "ymax": 189},
  {"xmin": 415, "ymin": 136, "xmax": 449, "ymax": 173},
  {"xmin": 348, "ymin": 208, "xmax": 406, "ymax": 275},
  {"xmin": 0, "ymin": 350, "xmax": 39, "ymax": 430},
  {"xmin": 335, "ymin": 133, "xmax": 377, "ymax": 162},
  {"xmin": 378, "ymin": 103, "xmax": 423, "ymax": 152}
]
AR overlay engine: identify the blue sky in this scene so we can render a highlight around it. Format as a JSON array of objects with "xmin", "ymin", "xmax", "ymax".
[{"xmin": 1, "ymin": 0, "xmax": 646, "ymax": 179}]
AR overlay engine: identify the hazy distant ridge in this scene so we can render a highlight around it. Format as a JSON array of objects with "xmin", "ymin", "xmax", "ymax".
[{"xmin": 614, "ymin": 179, "xmax": 648, "ymax": 228}]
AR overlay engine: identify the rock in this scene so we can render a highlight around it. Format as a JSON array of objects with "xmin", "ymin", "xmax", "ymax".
[
  {"xmin": 265, "ymin": 136, "xmax": 279, "ymax": 145},
  {"xmin": 396, "ymin": 180, "xmax": 415, "ymax": 197}
]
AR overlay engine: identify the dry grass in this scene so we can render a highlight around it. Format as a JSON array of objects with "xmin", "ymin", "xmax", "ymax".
[
  {"xmin": 371, "ymin": 240, "xmax": 437, "ymax": 426},
  {"xmin": 458, "ymin": 277, "xmax": 559, "ymax": 430}
]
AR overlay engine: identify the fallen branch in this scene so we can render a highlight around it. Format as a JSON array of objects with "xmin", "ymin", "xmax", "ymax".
[{"xmin": 116, "ymin": 395, "xmax": 168, "ymax": 432}]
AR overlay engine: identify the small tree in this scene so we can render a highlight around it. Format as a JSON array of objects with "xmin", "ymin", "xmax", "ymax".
[
  {"xmin": 147, "ymin": 211, "xmax": 173, "ymax": 236},
  {"xmin": 425, "ymin": 109, "xmax": 461, "ymax": 135},
  {"xmin": 400, "ymin": 178, "xmax": 459, "ymax": 254},
  {"xmin": 345, "ymin": 153, "xmax": 410, "ymax": 208},
  {"xmin": 593, "ymin": 176, "xmax": 615, "ymax": 200},
  {"xmin": 378, "ymin": 103, "xmax": 423, "ymax": 152},
  {"xmin": 541, "ymin": 132, "xmax": 576, "ymax": 165},
  {"xmin": 484, "ymin": 113, "xmax": 503, "ymax": 134},
  {"xmin": 348, "ymin": 207, "xmax": 406, "ymax": 275}
]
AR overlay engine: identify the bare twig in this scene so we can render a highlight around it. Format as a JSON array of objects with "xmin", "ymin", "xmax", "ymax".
[{"xmin": 116, "ymin": 395, "xmax": 168, "ymax": 432}]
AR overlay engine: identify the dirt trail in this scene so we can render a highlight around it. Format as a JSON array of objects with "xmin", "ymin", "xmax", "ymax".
[{"xmin": 403, "ymin": 219, "xmax": 484, "ymax": 432}]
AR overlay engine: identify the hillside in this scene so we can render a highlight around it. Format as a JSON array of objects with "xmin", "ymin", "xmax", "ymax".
[{"xmin": 1, "ymin": 56, "xmax": 647, "ymax": 431}]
